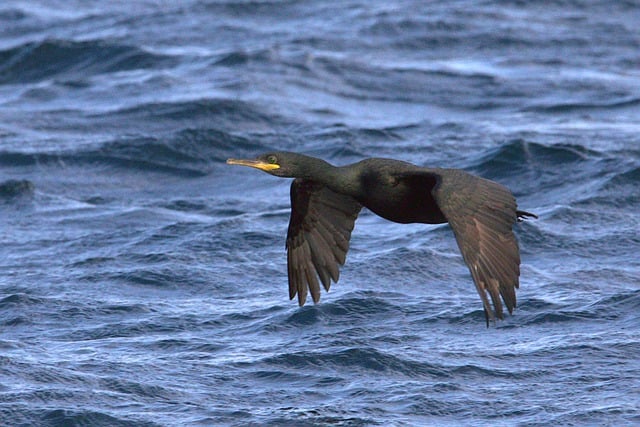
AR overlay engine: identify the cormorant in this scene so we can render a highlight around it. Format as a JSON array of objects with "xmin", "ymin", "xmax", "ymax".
[{"xmin": 227, "ymin": 152, "xmax": 536, "ymax": 325}]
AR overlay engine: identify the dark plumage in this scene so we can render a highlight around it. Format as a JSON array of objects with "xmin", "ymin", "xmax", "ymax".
[{"xmin": 227, "ymin": 152, "xmax": 536, "ymax": 325}]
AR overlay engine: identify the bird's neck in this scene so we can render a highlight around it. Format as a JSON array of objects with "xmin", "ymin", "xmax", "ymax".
[{"xmin": 303, "ymin": 159, "xmax": 362, "ymax": 197}]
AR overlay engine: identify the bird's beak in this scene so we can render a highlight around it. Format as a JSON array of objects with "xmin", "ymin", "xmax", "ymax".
[{"xmin": 226, "ymin": 158, "xmax": 280, "ymax": 171}]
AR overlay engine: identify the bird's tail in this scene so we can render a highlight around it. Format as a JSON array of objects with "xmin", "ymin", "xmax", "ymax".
[{"xmin": 516, "ymin": 210, "xmax": 538, "ymax": 222}]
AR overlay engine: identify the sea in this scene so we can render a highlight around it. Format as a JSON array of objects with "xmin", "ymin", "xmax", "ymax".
[{"xmin": 1, "ymin": 1, "xmax": 639, "ymax": 426}]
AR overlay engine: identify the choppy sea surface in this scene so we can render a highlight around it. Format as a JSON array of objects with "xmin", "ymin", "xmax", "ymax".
[{"xmin": 1, "ymin": 1, "xmax": 639, "ymax": 425}]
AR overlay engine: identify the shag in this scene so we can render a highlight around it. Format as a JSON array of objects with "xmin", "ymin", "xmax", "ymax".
[{"xmin": 227, "ymin": 152, "xmax": 536, "ymax": 325}]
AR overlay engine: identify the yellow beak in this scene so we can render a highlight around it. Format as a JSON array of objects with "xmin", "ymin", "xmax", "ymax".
[{"xmin": 226, "ymin": 158, "xmax": 280, "ymax": 171}]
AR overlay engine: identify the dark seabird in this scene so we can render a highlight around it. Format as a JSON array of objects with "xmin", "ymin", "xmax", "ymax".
[{"xmin": 227, "ymin": 152, "xmax": 536, "ymax": 325}]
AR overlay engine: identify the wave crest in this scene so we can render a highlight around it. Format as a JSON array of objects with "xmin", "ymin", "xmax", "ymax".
[{"xmin": 0, "ymin": 38, "xmax": 175, "ymax": 84}]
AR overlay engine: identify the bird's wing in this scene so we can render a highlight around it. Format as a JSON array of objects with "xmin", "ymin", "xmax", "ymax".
[
  {"xmin": 286, "ymin": 179, "xmax": 362, "ymax": 305},
  {"xmin": 429, "ymin": 169, "xmax": 521, "ymax": 324}
]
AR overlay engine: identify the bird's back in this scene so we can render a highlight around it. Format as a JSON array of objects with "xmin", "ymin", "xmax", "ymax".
[{"xmin": 344, "ymin": 158, "xmax": 448, "ymax": 224}]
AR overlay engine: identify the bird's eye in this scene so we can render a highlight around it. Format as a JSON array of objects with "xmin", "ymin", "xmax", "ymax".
[{"xmin": 267, "ymin": 155, "xmax": 277, "ymax": 164}]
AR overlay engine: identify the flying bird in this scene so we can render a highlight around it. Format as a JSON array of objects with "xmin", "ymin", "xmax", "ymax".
[{"xmin": 227, "ymin": 152, "xmax": 536, "ymax": 325}]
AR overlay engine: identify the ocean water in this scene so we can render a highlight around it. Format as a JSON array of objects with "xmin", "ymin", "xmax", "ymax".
[{"xmin": 1, "ymin": 0, "xmax": 639, "ymax": 425}]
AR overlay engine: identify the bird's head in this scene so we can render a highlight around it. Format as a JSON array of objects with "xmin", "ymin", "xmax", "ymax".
[{"xmin": 226, "ymin": 152, "xmax": 311, "ymax": 178}]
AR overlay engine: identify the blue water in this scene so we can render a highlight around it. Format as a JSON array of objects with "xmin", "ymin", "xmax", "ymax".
[{"xmin": 1, "ymin": 1, "xmax": 639, "ymax": 425}]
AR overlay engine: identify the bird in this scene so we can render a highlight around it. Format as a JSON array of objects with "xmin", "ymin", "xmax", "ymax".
[{"xmin": 227, "ymin": 152, "xmax": 536, "ymax": 325}]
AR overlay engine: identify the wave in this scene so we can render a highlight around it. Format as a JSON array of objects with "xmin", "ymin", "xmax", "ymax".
[
  {"xmin": 0, "ymin": 38, "xmax": 176, "ymax": 84},
  {"xmin": 462, "ymin": 139, "xmax": 636, "ymax": 205},
  {"xmin": 598, "ymin": 164, "xmax": 640, "ymax": 207},
  {"xmin": 515, "ymin": 289, "xmax": 640, "ymax": 329},
  {"xmin": 589, "ymin": 290, "xmax": 640, "ymax": 319},
  {"xmin": 282, "ymin": 294, "xmax": 403, "ymax": 328},
  {"xmin": 0, "ymin": 179, "xmax": 34, "ymax": 198},
  {"xmin": 0, "ymin": 8, "xmax": 28, "ymax": 24},
  {"xmin": 524, "ymin": 97, "xmax": 640, "ymax": 113},
  {"xmin": 260, "ymin": 347, "xmax": 450, "ymax": 378},
  {"xmin": 0, "ymin": 127, "xmax": 263, "ymax": 176},
  {"xmin": 0, "ymin": 408, "xmax": 152, "ymax": 427},
  {"xmin": 102, "ymin": 98, "xmax": 286, "ymax": 133},
  {"xmin": 469, "ymin": 139, "xmax": 602, "ymax": 174}
]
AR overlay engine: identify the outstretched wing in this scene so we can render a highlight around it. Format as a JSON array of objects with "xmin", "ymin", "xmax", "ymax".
[
  {"xmin": 431, "ymin": 169, "xmax": 522, "ymax": 324},
  {"xmin": 286, "ymin": 179, "xmax": 362, "ymax": 305}
]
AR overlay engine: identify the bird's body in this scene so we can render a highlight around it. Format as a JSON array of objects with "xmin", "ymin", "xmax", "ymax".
[
  {"xmin": 343, "ymin": 158, "xmax": 447, "ymax": 224},
  {"xmin": 227, "ymin": 152, "xmax": 536, "ymax": 325}
]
